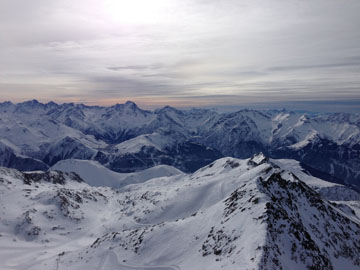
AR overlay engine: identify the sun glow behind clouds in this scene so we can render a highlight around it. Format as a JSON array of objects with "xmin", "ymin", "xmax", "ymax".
[{"xmin": 104, "ymin": 0, "xmax": 173, "ymax": 24}]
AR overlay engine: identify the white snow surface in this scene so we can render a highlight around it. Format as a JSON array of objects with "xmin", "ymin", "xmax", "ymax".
[
  {"xmin": 51, "ymin": 159, "xmax": 183, "ymax": 188},
  {"xmin": 0, "ymin": 155, "xmax": 359, "ymax": 270}
]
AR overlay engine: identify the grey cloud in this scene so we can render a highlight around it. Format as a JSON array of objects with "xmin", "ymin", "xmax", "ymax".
[
  {"xmin": 107, "ymin": 63, "xmax": 164, "ymax": 71},
  {"xmin": 108, "ymin": 65, "xmax": 149, "ymax": 71},
  {"xmin": 268, "ymin": 61, "xmax": 360, "ymax": 72},
  {"xmin": 1, "ymin": 0, "xmax": 360, "ymax": 112}
]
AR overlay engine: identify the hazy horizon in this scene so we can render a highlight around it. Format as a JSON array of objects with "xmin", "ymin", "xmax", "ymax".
[{"xmin": 1, "ymin": 98, "xmax": 359, "ymax": 114}]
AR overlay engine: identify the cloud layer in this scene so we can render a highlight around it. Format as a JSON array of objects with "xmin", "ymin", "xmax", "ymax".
[{"xmin": 0, "ymin": 0, "xmax": 359, "ymax": 111}]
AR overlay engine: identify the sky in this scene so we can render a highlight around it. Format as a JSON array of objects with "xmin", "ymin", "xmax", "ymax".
[{"xmin": 0, "ymin": 0, "xmax": 360, "ymax": 112}]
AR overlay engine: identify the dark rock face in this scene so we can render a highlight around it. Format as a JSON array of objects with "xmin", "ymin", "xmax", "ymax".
[
  {"xmin": 0, "ymin": 143, "xmax": 48, "ymax": 171},
  {"xmin": 23, "ymin": 171, "xmax": 83, "ymax": 185},
  {"xmin": 258, "ymin": 173, "xmax": 360, "ymax": 270},
  {"xmin": 2, "ymin": 153, "xmax": 49, "ymax": 171},
  {"xmin": 104, "ymin": 147, "xmax": 167, "ymax": 173},
  {"xmin": 42, "ymin": 137, "xmax": 96, "ymax": 166},
  {"xmin": 201, "ymin": 226, "xmax": 238, "ymax": 257},
  {"xmin": 15, "ymin": 209, "xmax": 42, "ymax": 240},
  {"xmin": 165, "ymin": 141, "xmax": 224, "ymax": 173}
]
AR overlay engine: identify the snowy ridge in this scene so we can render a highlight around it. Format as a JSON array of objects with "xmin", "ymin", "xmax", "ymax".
[
  {"xmin": 51, "ymin": 159, "xmax": 183, "ymax": 188},
  {"xmin": 0, "ymin": 154, "xmax": 359, "ymax": 270}
]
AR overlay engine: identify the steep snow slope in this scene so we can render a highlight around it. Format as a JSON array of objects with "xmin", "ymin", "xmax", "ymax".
[
  {"xmin": 114, "ymin": 132, "xmax": 179, "ymax": 154},
  {"xmin": 0, "ymin": 141, "xmax": 48, "ymax": 171},
  {"xmin": 52, "ymin": 159, "xmax": 183, "ymax": 188},
  {"xmin": 1, "ymin": 154, "xmax": 359, "ymax": 270}
]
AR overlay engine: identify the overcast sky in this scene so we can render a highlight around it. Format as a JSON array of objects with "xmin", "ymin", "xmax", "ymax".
[{"xmin": 1, "ymin": 0, "xmax": 360, "ymax": 111}]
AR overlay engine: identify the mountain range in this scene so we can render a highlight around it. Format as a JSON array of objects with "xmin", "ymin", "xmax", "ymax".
[
  {"xmin": 1, "ymin": 100, "xmax": 359, "ymax": 269},
  {"xmin": 0, "ymin": 100, "xmax": 359, "ymax": 190}
]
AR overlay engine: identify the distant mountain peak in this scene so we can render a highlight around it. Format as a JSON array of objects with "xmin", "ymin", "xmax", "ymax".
[
  {"xmin": 124, "ymin": 100, "xmax": 140, "ymax": 110},
  {"xmin": 155, "ymin": 105, "xmax": 184, "ymax": 115},
  {"xmin": 0, "ymin": 101, "xmax": 13, "ymax": 106},
  {"xmin": 111, "ymin": 101, "xmax": 140, "ymax": 112},
  {"xmin": 124, "ymin": 100, "xmax": 136, "ymax": 106},
  {"xmin": 159, "ymin": 105, "xmax": 176, "ymax": 110},
  {"xmin": 20, "ymin": 99, "xmax": 42, "ymax": 107},
  {"xmin": 27, "ymin": 99, "xmax": 40, "ymax": 104},
  {"xmin": 45, "ymin": 101, "xmax": 57, "ymax": 107}
]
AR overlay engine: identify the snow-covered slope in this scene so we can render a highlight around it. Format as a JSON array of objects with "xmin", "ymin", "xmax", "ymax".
[
  {"xmin": 51, "ymin": 159, "xmax": 183, "ymax": 188},
  {"xmin": 1, "ymin": 154, "xmax": 359, "ymax": 270}
]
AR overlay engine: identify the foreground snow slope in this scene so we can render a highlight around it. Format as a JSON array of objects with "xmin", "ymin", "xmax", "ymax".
[{"xmin": 0, "ymin": 154, "xmax": 359, "ymax": 270}]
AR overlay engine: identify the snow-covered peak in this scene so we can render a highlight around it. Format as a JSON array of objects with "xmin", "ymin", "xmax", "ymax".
[
  {"xmin": 155, "ymin": 105, "xmax": 182, "ymax": 113},
  {"xmin": 109, "ymin": 101, "xmax": 145, "ymax": 113},
  {"xmin": 114, "ymin": 132, "xmax": 178, "ymax": 154},
  {"xmin": 249, "ymin": 152, "xmax": 268, "ymax": 165},
  {"xmin": 20, "ymin": 99, "xmax": 41, "ymax": 107},
  {"xmin": 124, "ymin": 100, "xmax": 137, "ymax": 109}
]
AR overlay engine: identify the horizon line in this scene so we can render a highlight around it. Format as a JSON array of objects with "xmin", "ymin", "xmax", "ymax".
[{"xmin": 1, "ymin": 98, "xmax": 359, "ymax": 114}]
